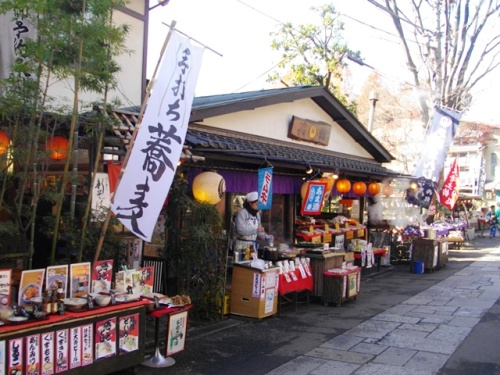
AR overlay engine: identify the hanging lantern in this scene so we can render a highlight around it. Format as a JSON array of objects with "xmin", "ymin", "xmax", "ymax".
[
  {"xmin": 47, "ymin": 136, "xmax": 69, "ymax": 160},
  {"xmin": 192, "ymin": 171, "xmax": 226, "ymax": 205},
  {"xmin": 336, "ymin": 179, "xmax": 351, "ymax": 194},
  {"xmin": 368, "ymin": 182, "xmax": 381, "ymax": 195},
  {"xmin": 320, "ymin": 175, "xmax": 335, "ymax": 193},
  {"xmin": 352, "ymin": 181, "xmax": 367, "ymax": 195},
  {"xmin": 0, "ymin": 130, "xmax": 9, "ymax": 155},
  {"xmin": 382, "ymin": 184, "xmax": 393, "ymax": 197}
]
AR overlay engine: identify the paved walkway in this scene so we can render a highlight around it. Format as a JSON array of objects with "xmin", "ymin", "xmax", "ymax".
[
  {"xmin": 266, "ymin": 254, "xmax": 500, "ymax": 374},
  {"xmin": 132, "ymin": 237, "xmax": 500, "ymax": 375}
]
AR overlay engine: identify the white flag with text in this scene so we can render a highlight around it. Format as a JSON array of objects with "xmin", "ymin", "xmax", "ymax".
[{"xmin": 111, "ymin": 32, "xmax": 204, "ymax": 241}]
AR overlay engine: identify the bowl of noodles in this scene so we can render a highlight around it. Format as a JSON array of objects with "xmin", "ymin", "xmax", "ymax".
[{"xmin": 21, "ymin": 283, "xmax": 40, "ymax": 304}]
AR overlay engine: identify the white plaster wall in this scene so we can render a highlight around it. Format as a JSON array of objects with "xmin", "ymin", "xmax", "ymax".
[
  {"xmin": 196, "ymin": 98, "xmax": 373, "ymax": 159},
  {"xmin": 45, "ymin": 1, "xmax": 144, "ymax": 111}
]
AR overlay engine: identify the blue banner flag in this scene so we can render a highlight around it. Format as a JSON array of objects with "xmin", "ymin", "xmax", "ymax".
[
  {"xmin": 413, "ymin": 107, "xmax": 462, "ymax": 183},
  {"xmin": 258, "ymin": 167, "xmax": 273, "ymax": 210}
]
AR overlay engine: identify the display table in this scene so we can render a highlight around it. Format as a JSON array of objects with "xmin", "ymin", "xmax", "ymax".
[
  {"xmin": 142, "ymin": 304, "xmax": 192, "ymax": 368},
  {"xmin": 277, "ymin": 269, "xmax": 313, "ymax": 315},
  {"xmin": 323, "ymin": 267, "xmax": 361, "ymax": 307},
  {"xmin": 0, "ymin": 299, "xmax": 149, "ymax": 375},
  {"xmin": 298, "ymin": 253, "xmax": 344, "ymax": 297},
  {"xmin": 353, "ymin": 248, "xmax": 387, "ymax": 272},
  {"xmin": 230, "ymin": 263, "xmax": 279, "ymax": 319}
]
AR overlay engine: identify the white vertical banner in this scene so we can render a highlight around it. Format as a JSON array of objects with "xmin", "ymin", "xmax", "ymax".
[
  {"xmin": 91, "ymin": 173, "xmax": 111, "ymax": 221},
  {"xmin": 111, "ymin": 32, "xmax": 204, "ymax": 241},
  {"xmin": 0, "ymin": 11, "xmax": 37, "ymax": 82}
]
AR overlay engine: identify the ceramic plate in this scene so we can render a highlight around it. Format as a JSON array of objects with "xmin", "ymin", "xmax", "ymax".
[
  {"xmin": 8, "ymin": 316, "xmax": 28, "ymax": 323},
  {"xmin": 63, "ymin": 298, "xmax": 87, "ymax": 306},
  {"xmin": 115, "ymin": 294, "xmax": 139, "ymax": 303}
]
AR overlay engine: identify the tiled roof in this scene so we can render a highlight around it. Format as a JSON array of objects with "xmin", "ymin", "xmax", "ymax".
[{"xmin": 185, "ymin": 125, "xmax": 400, "ymax": 178}]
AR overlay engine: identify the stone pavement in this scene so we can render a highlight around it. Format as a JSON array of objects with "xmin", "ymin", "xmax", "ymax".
[
  {"xmin": 266, "ymin": 255, "xmax": 500, "ymax": 374},
  {"xmin": 131, "ymin": 235, "xmax": 500, "ymax": 375}
]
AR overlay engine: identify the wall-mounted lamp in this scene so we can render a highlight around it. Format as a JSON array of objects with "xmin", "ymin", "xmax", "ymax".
[
  {"xmin": 305, "ymin": 164, "xmax": 313, "ymax": 174},
  {"xmin": 149, "ymin": 0, "xmax": 170, "ymax": 11}
]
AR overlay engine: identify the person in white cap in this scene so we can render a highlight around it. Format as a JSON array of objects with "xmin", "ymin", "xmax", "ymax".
[{"xmin": 233, "ymin": 192, "xmax": 273, "ymax": 254}]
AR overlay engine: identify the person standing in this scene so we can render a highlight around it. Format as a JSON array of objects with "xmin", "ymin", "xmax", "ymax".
[
  {"xmin": 233, "ymin": 191, "xmax": 273, "ymax": 260},
  {"xmin": 487, "ymin": 205, "xmax": 497, "ymax": 238}
]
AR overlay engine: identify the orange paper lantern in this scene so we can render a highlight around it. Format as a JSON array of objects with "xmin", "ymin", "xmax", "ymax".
[
  {"xmin": 352, "ymin": 181, "xmax": 367, "ymax": 195},
  {"xmin": 382, "ymin": 184, "xmax": 393, "ymax": 197},
  {"xmin": 368, "ymin": 182, "xmax": 381, "ymax": 195},
  {"xmin": 336, "ymin": 179, "xmax": 351, "ymax": 194},
  {"xmin": 47, "ymin": 136, "xmax": 69, "ymax": 160},
  {"xmin": 0, "ymin": 130, "xmax": 9, "ymax": 155}
]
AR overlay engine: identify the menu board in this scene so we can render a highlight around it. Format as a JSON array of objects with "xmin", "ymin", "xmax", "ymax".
[
  {"xmin": 0, "ymin": 340, "xmax": 5, "ymax": 375},
  {"xmin": 0, "ymin": 269, "xmax": 12, "ymax": 308},
  {"xmin": 46, "ymin": 265, "xmax": 68, "ymax": 296},
  {"xmin": 81, "ymin": 325, "xmax": 93, "ymax": 367},
  {"xmin": 69, "ymin": 327, "xmax": 81, "ymax": 369},
  {"xmin": 8, "ymin": 338, "xmax": 23, "ymax": 375},
  {"xmin": 69, "ymin": 263, "xmax": 91, "ymax": 298},
  {"xmin": 25, "ymin": 334, "xmax": 41, "ymax": 375},
  {"xmin": 138, "ymin": 266, "xmax": 154, "ymax": 295},
  {"xmin": 118, "ymin": 313, "xmax": 139, "ymax": 354},
  {"xmin": 41, "ymin": 332, "xmax": 55, "ymax": 375},
  {"xmin": 95, "ymin": 318, "xmax": 116, "ymax": 360},
  {"xmin": 18, "ymin": 269, "xmax": 45, "ymax": 306},
  {"xmin": 91, "ymin": 260, "xmax": 113, "ymax": 294},
  {"xmin": 55, "ymin": 329, "xmax": 68, "ymax": 373}
]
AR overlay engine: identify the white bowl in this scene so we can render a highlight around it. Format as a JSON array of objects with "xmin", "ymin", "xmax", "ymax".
[{"xmin": 94, "ymin": 295, "xmax": 111, "ymax": 307}]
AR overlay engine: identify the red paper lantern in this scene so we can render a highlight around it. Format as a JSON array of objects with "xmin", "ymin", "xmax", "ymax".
[
  {"xmin": 352, "ymin": 181, "xmax": 367, "ymax": 195},
  {"xmin": 336, "ymin": 179, "xmax": 351, "ymax": 194},
  {"xmin": 382, "ymin": 184, "xmax": 394, "ymax": 197},
  {"xmin": 0, "ymin": 130, "xmax": 9, "ymax": 155},
  {"xmin": 47, "ymin": 136, "xmax": 69, "ymax": 160},
  {"xmin": 368, "ymin": 182, "xmax": 381, "ymax": 195}
]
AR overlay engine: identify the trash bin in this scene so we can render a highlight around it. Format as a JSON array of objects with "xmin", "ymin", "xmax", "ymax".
[{"xmin": 414, "ymin": 261, "xmax": 424, "ymax": 274}]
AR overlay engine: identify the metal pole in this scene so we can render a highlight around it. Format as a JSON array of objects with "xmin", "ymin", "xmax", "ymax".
[{"xmin": 368, "ymin": 90, "xmax": 378, "ymax": 132}]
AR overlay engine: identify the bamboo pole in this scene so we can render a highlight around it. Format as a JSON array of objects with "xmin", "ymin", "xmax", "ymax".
[{"xmin": 93, "ymin": 21, "xmax": 177, "ymax": 263}]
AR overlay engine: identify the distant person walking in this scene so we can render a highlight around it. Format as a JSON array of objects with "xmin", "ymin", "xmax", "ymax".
[{"xmin": 486, "ymin": 205, "xmax": 497, "ymax": 238}]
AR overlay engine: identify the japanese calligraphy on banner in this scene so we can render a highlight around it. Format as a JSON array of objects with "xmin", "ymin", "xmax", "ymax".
[
  {"xmin": 8, "ymin": 338, "xmax": 23, "ymax": 375},
  {"xmin": 55, "ymin": 329, "xmax": 68, "ymax": 373},
  {"xmin": 41, "ymin": 332, "xmax": 55, "ymax": 375},
  {"xmin": 0, "ymin": 11, "xmax": 37, "ymax": 82},
  {"xmin": 26, "ymin": 334, "xmax": 41, "ymax": 375},
  {"xmin": 413, "ymin": 107, "xmax": 462, "ymax": 183},
  {"xmin": 91, "ymin": 173, "xmax": 111, "ymax": 222},
  {"xmin": 91, "ymin": 259, "xmax": 113, "ymax": 293},
  {"xmin": 438, "ymin": 158, "xmax": 460, "ymax": 210},
  {"xmin": 258, "ymin": 167, "xmax": 273, "ymax": 210},
  {"xmin": 300, "ymin": 181, "xmax": 327, "ymax": 216},
  {"xmin": 111, "ymin": 32, "xmax": 204, "ymax": 242},
  {"xmin": 0, "ymin": 340, "xmax": 5, "ymax": 375}
]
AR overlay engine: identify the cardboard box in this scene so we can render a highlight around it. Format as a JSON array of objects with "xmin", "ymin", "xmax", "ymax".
[{"xmin": 230, "ymin": 264, "xmax": 278, "ymax": 319}]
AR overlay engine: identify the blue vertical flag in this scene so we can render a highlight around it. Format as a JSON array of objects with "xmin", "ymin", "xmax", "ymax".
[
  {"xmin": 411, "ymin": 107, "xmax": 462, "ymax": 209},
  {"xmin": 258, "ymin": 167, "xmax": 273, "ymax": 210},
  {"xmin": 413, "ymin": 106, "xmax": 462, "ymax": 182}
]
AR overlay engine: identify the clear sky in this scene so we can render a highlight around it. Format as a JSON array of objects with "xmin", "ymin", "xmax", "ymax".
[{"xmin": 147, "ymin": 0, "xmax": 498, "ymax": 123}]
